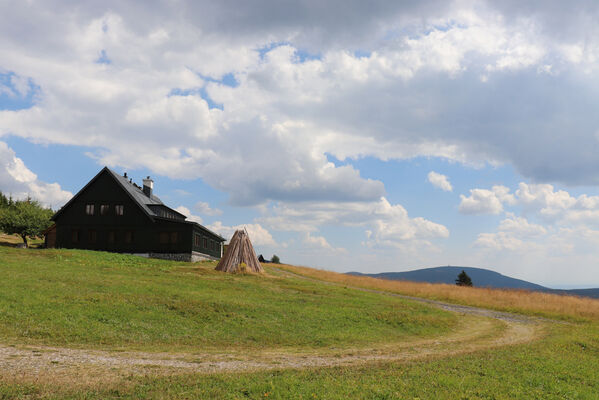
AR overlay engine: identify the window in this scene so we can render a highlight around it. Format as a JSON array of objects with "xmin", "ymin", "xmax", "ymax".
[
  {"xmin": 100, "ymin": 204, "xmax": 110, "ymax": 215},
  {"xmin": 203, "ymin": 237, "xmax": 208, "ymax": 248},
  {"xmin": 88, "ymin": 230, "xmax": 97, "ymax": 243},
  {"xmin": 71, "ymin": 229, "xmax": 80, "ymax": 243},
  {"xmin": 194, "ymin": 234, "xmax": 202, "ymax": 247},
  {"xmin": 124, "ymin": 231, "xmax": 132, "ymax": 244},
  {"xmin": 85, "ymin": 204, "xmax": 95, "ymax": 215},
  {"xmin": 107, "ymin": 231, "xmax": 115, "ymax": 244},
  {"xmin": 159, "ymin": 232, "xmax": 169, "ymax": 244},
  {"xmin": 115, "ymin": 205, "xmax": 124, "ymax": 216},
  {"xmin": 170, "ymin": 232, "xmax": 178, "ymax": 244}
]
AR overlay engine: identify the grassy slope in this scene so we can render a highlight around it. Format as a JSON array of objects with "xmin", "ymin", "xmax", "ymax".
[
  {"xmin": 0, "ymin": 246, "xmax": 455, "ymax": 352},
  {"xmin": 3, "ymin": 247, "xmax": 599, "ymax": 399},
  {"xmin": 278, "ymin": 264, "xmax": 599, "ymax": 321}
]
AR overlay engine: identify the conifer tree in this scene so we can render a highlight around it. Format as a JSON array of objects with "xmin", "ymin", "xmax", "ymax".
[{"xmin": 455, "ymin": 270, "xmax": 473, "ymax": 287}]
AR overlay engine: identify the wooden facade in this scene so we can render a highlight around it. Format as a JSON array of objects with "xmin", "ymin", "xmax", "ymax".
[{"xmin": 51, "ymin": 167, "xmax": 225, "ymax": 260}]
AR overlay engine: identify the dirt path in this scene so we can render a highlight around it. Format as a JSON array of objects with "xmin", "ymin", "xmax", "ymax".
[{"xmin": 0, "ymin": 270, "xmax": 545, "ymax": 386}]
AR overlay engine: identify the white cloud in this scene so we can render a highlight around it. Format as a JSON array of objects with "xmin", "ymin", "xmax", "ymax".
[
  {"xmin": 173, "ymin": 205, "xmax": 202, "ymax": 224},
  {"xmin": 302, "ymin": 232, "xmax": 346, "ymax": 253},
  {"xmin": 0, "ymin": 141, "xmax": 72, "ymax": 208},
  {"xmin": 194, "ymin": 201, "xmax": 222, "ymax": 216},
  {"xmin": 498, "ymin": 214, "xmax": 547, "ymax": 236},
  {"xmin": 427, "ymin": 171, "xmax": 453, "ymax": 192},
  {"xmin": 462, "ymin": 181, "xmax": 599, "ymax": 225},
  {"xmin": 262, "ymin": 196, "xmax": 448, "ymax": 251},
  {"xmin": 474, "ymin": 231, "xmax": 527, "ymax": 252},
  {"xmin": 208, "ymin": 221, "xmax": 276, "ymax": 246},
  {"xmin": 468, "ymin": 183, "xmax": 599, "ymax": 284},
  {"xmin": 459, "ymin": 186, "xmax": 514, "ymax": 215}
]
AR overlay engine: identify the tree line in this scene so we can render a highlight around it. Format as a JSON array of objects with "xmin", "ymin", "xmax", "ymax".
[{"xmin": 0, "ymin": 192, "xmax": 54, "ymax": 247}]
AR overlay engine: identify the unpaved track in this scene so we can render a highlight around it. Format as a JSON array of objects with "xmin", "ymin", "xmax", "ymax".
[{"xmin": 0, "ymin": 269, "xmax": 545, "ymax": 384}]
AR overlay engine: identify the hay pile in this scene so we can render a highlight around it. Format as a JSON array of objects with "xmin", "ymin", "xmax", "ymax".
[{"xmin": 215, "ymin": 229, "xmax": 263, "ymax": 273}]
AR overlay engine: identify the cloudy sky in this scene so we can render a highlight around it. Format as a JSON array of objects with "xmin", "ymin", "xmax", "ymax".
[{"xmin": 2, "ymin": 1, "xmax": 599, "ymax": 287}]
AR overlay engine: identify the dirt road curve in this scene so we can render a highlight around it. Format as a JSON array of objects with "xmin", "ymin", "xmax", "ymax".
[{"xmin": 0, "ymin": 270, "xmax": 545, "ymax": 384}]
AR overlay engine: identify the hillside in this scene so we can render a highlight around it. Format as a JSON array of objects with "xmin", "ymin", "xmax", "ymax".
[
  {"xmin": 349, "ymin": 266, "xmax": 599, "ymax": 298},
  {"xmin": 2, "ymin": 246, "xmax": 599, "ymax": 398},
  {"xmin": 0, "ymin": 245, "xmax": 456, "ymax": 352}
]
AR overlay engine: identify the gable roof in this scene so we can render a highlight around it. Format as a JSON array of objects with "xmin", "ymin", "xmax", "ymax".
[
  {"xmin": 105, "ymin": 168, "xmax": 165, "ymax": 219},
  {"xmin": 51, "ymin": 167, "xmax": 226, "ymax": 241},
  {"xmin": 52, "ymin": 167, "xmax": 156, "ymax": 222}
]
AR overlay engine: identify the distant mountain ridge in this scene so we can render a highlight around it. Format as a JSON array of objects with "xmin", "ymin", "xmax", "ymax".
[{"xmin": 348, "ymin": 266, "xmax": 599, "ymax": 299}]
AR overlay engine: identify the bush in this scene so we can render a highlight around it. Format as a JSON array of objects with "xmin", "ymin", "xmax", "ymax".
[{"xmin": 271, "ymin": 255, "xmax": 280, "ymax": 264}]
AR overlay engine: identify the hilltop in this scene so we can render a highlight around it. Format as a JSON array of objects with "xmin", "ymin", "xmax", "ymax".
[{"xmin": 349, "ymin": 266, "xmax": 599, "ymax": 299}]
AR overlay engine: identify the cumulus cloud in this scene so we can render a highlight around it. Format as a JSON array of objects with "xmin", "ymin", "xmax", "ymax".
[
  {"xmin": 262, "ymin": 197, "xmax": 448, "ymax": 250},
  {"xmin": 194, "ymin": 201, "xmax": 222, "ymax": 216},
  {"xmin": 173, "ymin": 205, "xmax": 203, "ymax": 224},
  {"xmin": 459, "ymin": 186, "xmax": 514, "ymax": 215},
  {"xmin": 469, "ymin": 183, "xmax": 599, "ymax": 284},
  {"xmin": 302, "ymin": 232, "xmax": 346, "ymax": 253},
  {"xmin": 461, "ymin": 181, "xmax": 599, "ymax": 225},
  {"xmin": 208, "ymin": 221, "xmax": 276, "ymax": 246},
  {"xmin": 427, "ymin": 171, "xmax": 452, "ymax": 192},
  {"xmin": 0, "ymin": 141, "xmax": 72, "ymax": 208}
]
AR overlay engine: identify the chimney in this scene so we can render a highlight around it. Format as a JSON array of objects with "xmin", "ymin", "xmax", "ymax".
[
  {"xmin": 123, "ymin": 172, "xmax": 127, "ymax": 178},
  {"xmin": 142, "ymin": 176, "xmax": 154, "ymax": 197}
]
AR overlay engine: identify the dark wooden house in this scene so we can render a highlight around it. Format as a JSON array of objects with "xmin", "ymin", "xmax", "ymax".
[{"xmin": 50, "ymin": 167, "xmax": 225, "ymax": 261}]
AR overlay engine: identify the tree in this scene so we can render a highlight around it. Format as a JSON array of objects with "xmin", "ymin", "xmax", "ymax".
[
  {"xmin": 0, "ymin": 199, "xmax": 53, "ymax": 247},
  {"xmin": 455, "ymin": 270, "xmax": 473, "ymax": 287},
  {"xmin": 271, "ymin": 254, "xmax": 280, "ymax": 264},
  {"xmin": 0, "ymin": 191, "xmax": 9, "ymax": 209}
]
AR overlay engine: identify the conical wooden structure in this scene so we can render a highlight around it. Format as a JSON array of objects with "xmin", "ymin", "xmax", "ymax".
[{"xmin": 215, "ymin": 229, "xmax": 263, "ymax": 273}]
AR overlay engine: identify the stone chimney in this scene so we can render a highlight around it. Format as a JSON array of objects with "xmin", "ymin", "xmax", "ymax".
[{"xmin": 142, "ymin": 176, "xmax": 153, "ymax": 197}]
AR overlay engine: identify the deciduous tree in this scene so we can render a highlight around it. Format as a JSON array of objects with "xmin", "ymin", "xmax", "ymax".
[{"xmin": 0, "ymin": 198, "xmax": 53, "ymax": 247}]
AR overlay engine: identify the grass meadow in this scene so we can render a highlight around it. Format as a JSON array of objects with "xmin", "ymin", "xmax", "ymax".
[
  {"xmin": 1, "ymin": 243, "xmax": 599, "ymax": 398},
  {"xmin": 277, "ymin": 264, "xmax": 599, "ymax": 322},
  {"xmin": 0, "ymin": 245, "xmax": 455, "ymax": 352}
]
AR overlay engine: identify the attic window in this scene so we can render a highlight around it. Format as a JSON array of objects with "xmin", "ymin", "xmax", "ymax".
[
  {"xmin": 85, "ymin": 204, "xmax": 95, "ymax": 215},
  {"xmin": 100, "ymin": 204, "xmax": 110, "ymax": 215},
  {"xmin": 115, "ymin": 205, "xmax": 124, "ymax": 216}
]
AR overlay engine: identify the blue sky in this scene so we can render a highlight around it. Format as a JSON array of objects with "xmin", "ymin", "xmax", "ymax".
[{"xmin": 3, "ymin": 1, "xmax": 599, "ymax": 288}]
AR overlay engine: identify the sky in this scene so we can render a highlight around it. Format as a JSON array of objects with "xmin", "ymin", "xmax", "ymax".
[{"xmin": 2, "ymin": 1, "xmax": 599, "ymax": 288}]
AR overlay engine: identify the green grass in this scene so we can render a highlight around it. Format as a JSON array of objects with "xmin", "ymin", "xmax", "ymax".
[
  {"xmin": 0, "ymin": 246, "xmax": 456, "ymax": 352},
  {"xmin": 4, "ymin": 246, "xmax": 599, "ymax": 399},
  {"xmin": 2, "ymin": 323, "xmax": 598, "ymax": 399}
]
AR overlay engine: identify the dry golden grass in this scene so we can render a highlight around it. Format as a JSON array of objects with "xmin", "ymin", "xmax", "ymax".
[
  {"xmin": 275, "ymin": 264, "xmax": 599, "ymax": 321},
  {"xmin": 0, "ymin": 233, "xmax": 44, "ymax": 247}
]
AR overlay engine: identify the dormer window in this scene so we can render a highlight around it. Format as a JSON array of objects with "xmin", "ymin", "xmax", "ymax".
[
  {"xmin": 115, "ymin": 205, "xmax": 124, "ymax": 216},
  {"xmin": 85, "ymin": 204, "xmax": 95, "ymax": 215}
]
